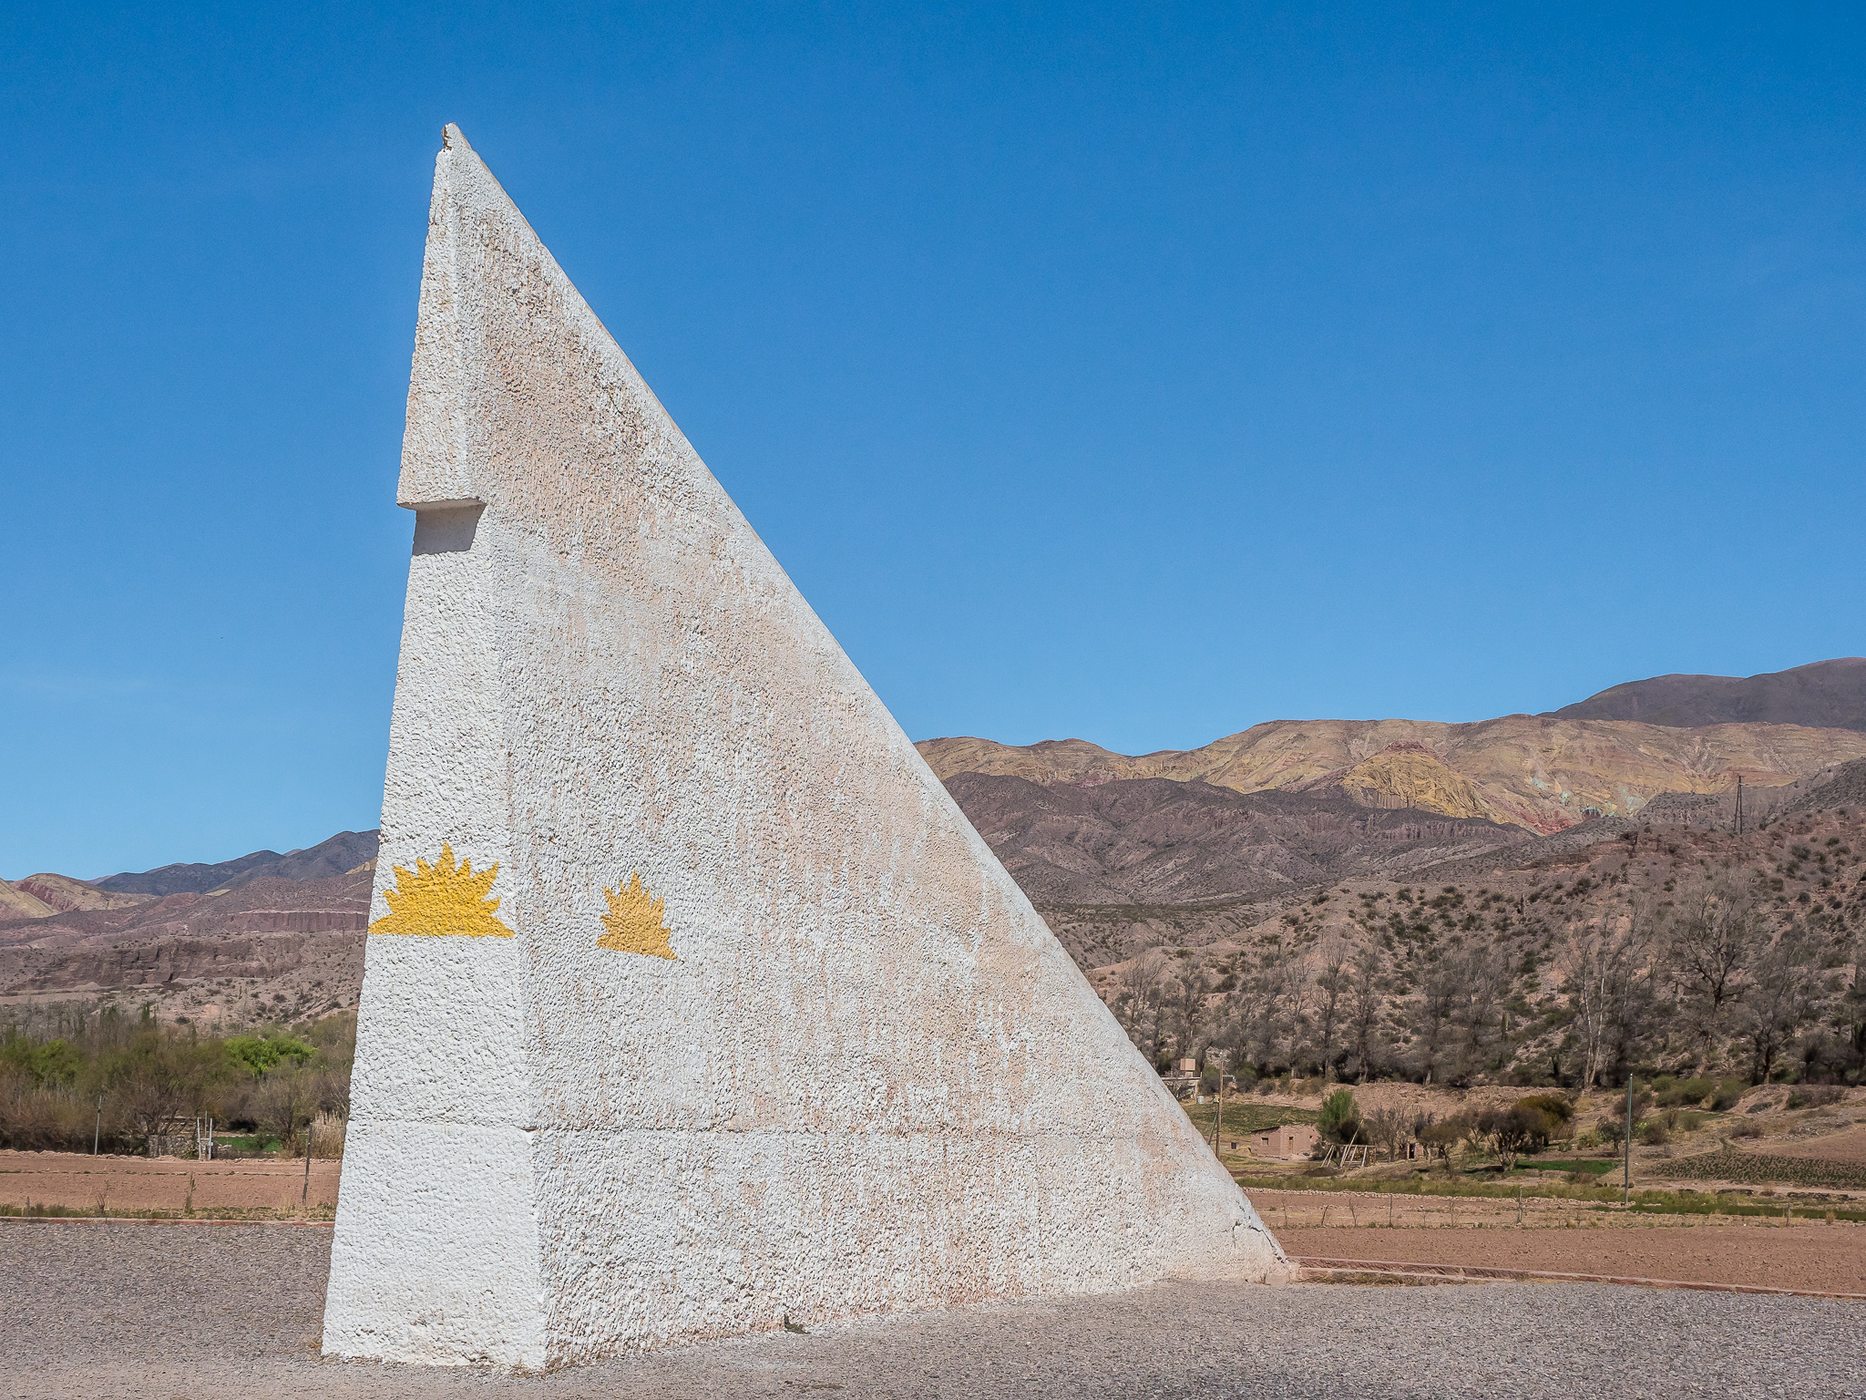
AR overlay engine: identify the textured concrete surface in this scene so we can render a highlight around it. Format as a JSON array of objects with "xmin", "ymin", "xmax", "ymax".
[
  {"xmin": 10, "ymin": 1223, "xmax": 1865, "ymax": 1399},
  {"xmin": 325, "ymin": 125, "xmax": 1281, "ymax": 1370}
]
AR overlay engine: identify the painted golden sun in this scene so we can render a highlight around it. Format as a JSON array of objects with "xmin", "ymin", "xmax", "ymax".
[
  {"xmin": 369, "ymin": 843, "xmax": 516, "ymax": 938},
  {"xmin": 598, "ymin": 873, "xmax": 675, "ymax": 959}
]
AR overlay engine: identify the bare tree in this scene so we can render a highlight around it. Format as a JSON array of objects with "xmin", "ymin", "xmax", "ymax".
[
  {"xmin": 1603, "ymin": 940, "xmax": 1659, "ymax": 1085},
  {"xmin": 1312, "ymin": 945, "xmax": 1352, "ymax": 1080},
  {"xmin": 1115, "ymin": 953, "xmax": 1169, "ymax": 1064},
  {"xmin": 1363, "ymin": 1107, "xmax": 1410, "ymax": 1160},
  {"xmin": 1739, "ymin": 925, "xmax": 1818, "ymax": 1083},
  {"xmin": 256, "ymin": 1068, "xmax": 314, "ymax": 1152},
  {"xmin": 1231, "ymin": 962, "xmax": 1302, "ymax": 1076},
  {"xmin": 1345, "ymin": 947, "xmax": 1385, "ymax": 1079},
  {"xmin": 1560, "ymin": 900, "xmax": 1655, "ymax": 1089},
  {"xmin": 1411, "ymin": 954, "xmax": 1459, "ymax": 1084},
  {"xmin": 1171, "ymin": 967, "xmax": 1211, "ymax": 1062},
  {"xmin": 1664, "ymin": 872, "xmax": 1761, "ymax": 1060}
]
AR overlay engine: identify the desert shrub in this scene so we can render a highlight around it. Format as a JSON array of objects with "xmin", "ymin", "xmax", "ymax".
[
  {"xmin": 1418, "ymin": 1115, "xmax": 1463, "ymax": 1162},
  {"xmin": 1476, "ymin": 1104, "xmax": 1553, "ymax": 1169},
  {"xmin": 1728, "ymin": 1119, "xmax": 1764, "ymax": 1139},
  {"xmin": 1655, "ymin": 1076, "xmax": 1715, "ymax": 1109},
  {"xmin": 1708, "ymin": 1079, "xmax": 1746, "ymax": 1111},
  {"xmin": 1317, "ymin": 1088, "xmax": 1362, "ymax": 1145},
  {"xmin": 1786, "ymin": 1086, "xmax": 1844, "ymax": 1111},
  {"xmin": 1516, "ymin": 1092, "xmax": 1574, "ymax": 1134},
  {"xmin": 1638, "ymin": 1118, "xmax": 1670, "ymax": 1146}
]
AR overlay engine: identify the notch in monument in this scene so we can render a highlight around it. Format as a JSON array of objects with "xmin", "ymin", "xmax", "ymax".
[{"xmin": 412, "ymin": 500, "xmax": 484, "ymax": 555}]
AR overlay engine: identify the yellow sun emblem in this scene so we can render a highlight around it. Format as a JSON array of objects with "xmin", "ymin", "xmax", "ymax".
[
  {"xmin": 598, "ymin": 873, "xmax": 675, "ymax": 959},
  {"xmin": 368, "ymin": 843, "xmax": 515, "ymax": 938}
]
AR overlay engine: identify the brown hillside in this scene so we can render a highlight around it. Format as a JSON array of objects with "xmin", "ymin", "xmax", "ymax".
[
  {"xmin": 11, "ymin": 874, "xmax": 149, "ymax": 915},
  {"xmin": 943, "ymin": 773, "xmax": 1522, "ymax": 907},
  {"xmin": 920, "ymin": 717, "xmax": 1866, "ymax": 833},
  {"xmin": 0, "ymin": 881, "xmax": 54, "ymax": 922},
  {"xmin": 92, "ymin": 830, "xmax": 380, "ymax": 896},
  {"xmin": 0, "ymin": 868, "xmax": 370, "ymax": 1024},
  {"xmin": 1552, "ymin": 657, "xmax": 1866, "ymax": 731}
]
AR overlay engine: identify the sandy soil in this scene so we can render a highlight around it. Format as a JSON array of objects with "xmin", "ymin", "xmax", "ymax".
[
  {"xmin": 4, "ymin": 1223, "xmax": 1863, "ymax": 1400},
  {"xmin": 1249, "ymin": 1188, "xmax": 1866, "ymax": 1294},
  {"xmin": 1252, "ymin": 1187, "xmax": 1610, "ymax": 1230},
  {"xmin": 0, "ymin": 1149, "xmax": 340, "ymax": 1213},
  {"xmin": 1281, "ymin": 1224, "xmax": 1866, "ymax": 1295},
  {"xmin": 1770, "ymin": 1123, "xmax": 1866, "ymax": 1163}
]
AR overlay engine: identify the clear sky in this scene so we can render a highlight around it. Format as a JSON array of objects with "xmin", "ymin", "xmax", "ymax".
[{"xmin": 4, "ymin": 3, "xmax": 1864, "ymax": 878}]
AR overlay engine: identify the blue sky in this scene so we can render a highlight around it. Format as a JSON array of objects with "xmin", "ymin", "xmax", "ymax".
[{"xmin": 4, "ymin": 3, "xmax": 1864, "ymax": 877}]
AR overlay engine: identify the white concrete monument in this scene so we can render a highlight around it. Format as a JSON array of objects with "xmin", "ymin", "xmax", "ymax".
[{"xmin": 323, "ymin": 124, "xmax": 1285, "ymax": 1370}]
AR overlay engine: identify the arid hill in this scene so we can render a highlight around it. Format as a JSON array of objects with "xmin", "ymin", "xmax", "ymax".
[
  {"xmin": 944, "ymin": 773, "xmax": 1522, "ymax": 906},
  {"xmin": 92, "ymin": 830, "xmax": 377, "ymax": 897},
  {"xmin": 922, "ymin": 716, "xmax": 1866, "ymax": 834},
  {"xmin": 0, "ymin": 866, "xmax": 369, "ymax": 1025},
  {"xmin": 1549, "ymin": 657, "xmax": 1866, "ymax": 731},
  {"xmin": 0, "ymin": 874, "xmax": 149, "ymax": 921}
]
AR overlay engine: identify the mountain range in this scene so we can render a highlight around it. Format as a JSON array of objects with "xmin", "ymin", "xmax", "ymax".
[
  {"xmin": 922, "ymin": 659, "xmax": 1866, "ymax": 835},
  {"xmin": 4, "ymin": 658, "xmax": 1864, "ymax": 1020}
]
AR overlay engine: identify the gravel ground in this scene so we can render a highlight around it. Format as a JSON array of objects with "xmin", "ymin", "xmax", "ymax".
[{"xmin": 3, "ymin": 1222, "xmax": 1863, "ymax": 1400}]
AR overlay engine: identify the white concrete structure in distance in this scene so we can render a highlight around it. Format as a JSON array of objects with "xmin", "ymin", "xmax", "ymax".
[{"xmin": 322, "ymin": 124, "xmax": 1286, "ymax": 1371}]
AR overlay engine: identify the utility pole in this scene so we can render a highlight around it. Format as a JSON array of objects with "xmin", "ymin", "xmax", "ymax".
[
  {"xmin": 93, "ymin": 1094, "xmax": 103, "ymax": 1156},
  {"xmin": 301, "ymin": 1116, "xmax": 314, "ymax": 1208},
  {"xmin": 1735, "ymin": 777, "xmax": 1744, "ymax": 837},
  {"xmin": 1211, "ymin": 1056, "xmax": 1225, "ymax": 1154},
  {"xmin": 1622, "ymin": 1073, "xmax": 1634, "ymax": 1204}
]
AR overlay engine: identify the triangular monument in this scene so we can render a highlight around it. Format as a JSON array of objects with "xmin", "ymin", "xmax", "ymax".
[{"xmin": 323, "ymin": 124, "xmax": 1285, "ymax": 1370}]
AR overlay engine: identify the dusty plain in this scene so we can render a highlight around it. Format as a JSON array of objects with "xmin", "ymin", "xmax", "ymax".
[{"xmin": 0, "ymin": 1149, "xmax": 339, "ymax": 1213}]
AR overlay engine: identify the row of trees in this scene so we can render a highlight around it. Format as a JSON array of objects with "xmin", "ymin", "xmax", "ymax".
[
  {"xmin": 1109, "ymin": 861, "xmax": 1866, "ymax": 1090},
  {"xmin": 1317, "ymin": 1085, "xmax": 1580, "ymax": 1171},
  {"xmin": 0, "ymin": 1004, "xmax": 352, "ymax": 1156},
  {"xmin": 1559, "ymin": 875, "xmax": 1856, "ymax": 1086}
]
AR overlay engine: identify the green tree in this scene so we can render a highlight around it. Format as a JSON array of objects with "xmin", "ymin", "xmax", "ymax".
[
  {"xmin": 1317, "ymin": 1087, "xmax": 1362, "ymax": 1145},
  {"xmin": 222, "ymin": 1032, "xmax": 315, "ymax": 1080},
  {"xmin": 1475, "ymin": 1103, "xmax": 1552, "ymax": 1171}
]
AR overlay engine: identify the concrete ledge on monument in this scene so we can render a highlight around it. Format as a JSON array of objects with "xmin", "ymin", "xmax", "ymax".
[{"xmin": 410, "ymin": 501, "xmax": 485, "ymax": 555}]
